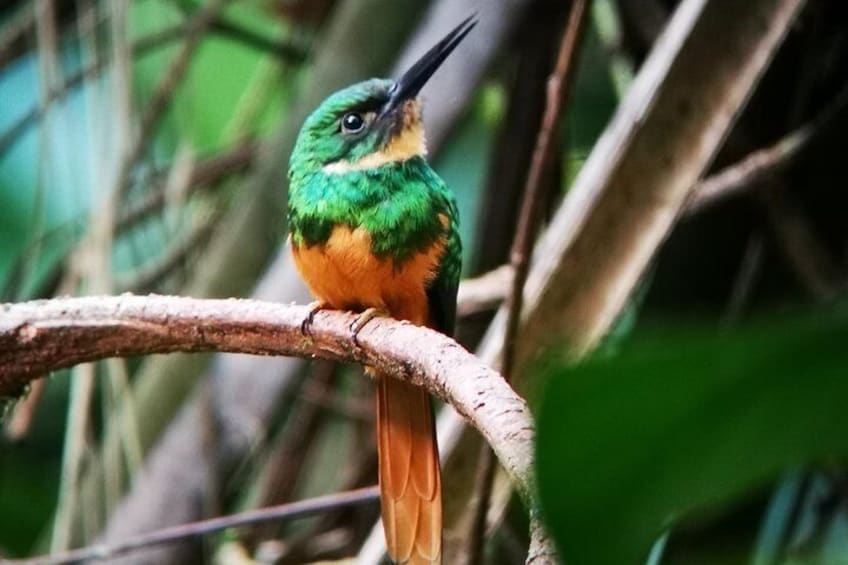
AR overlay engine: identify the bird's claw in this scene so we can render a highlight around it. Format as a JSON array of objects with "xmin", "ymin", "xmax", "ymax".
[
  {"xmin": 350, "ymin": 307, "xmax": 388, "ymax": 346},
  {"xmin": 301, "ymin": 301, "xmax": 328, "ymax": 336}
]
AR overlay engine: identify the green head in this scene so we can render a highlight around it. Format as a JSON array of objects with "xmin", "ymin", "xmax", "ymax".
[{"xmin": 289, "ymin": 15, "xmax": 477, "ymax": 181}]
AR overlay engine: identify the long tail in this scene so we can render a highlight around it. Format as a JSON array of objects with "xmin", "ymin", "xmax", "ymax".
[{"xmin": 376, "ymin": 373, "xmax": 442, "ymax": 564}]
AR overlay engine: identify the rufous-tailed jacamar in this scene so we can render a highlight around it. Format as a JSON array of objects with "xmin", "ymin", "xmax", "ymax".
[{"xmin": 287, "ymin": 16, "xmax": 475, "ymax": 565}]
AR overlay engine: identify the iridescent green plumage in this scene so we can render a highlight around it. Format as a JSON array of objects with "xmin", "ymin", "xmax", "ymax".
[{"xmin": 287, "ymin": 80, "xmax": 461, "ymax": 333}]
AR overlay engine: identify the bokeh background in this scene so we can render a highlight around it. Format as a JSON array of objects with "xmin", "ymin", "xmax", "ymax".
[{"xmin": 1, "ymin": 0, "xmax": 848, "ymax": 563}]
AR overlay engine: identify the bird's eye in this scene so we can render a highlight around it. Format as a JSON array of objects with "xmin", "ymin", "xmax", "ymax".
[{"xmin": 341, "ymin": 112, "xmax": 366, "ymax": 134}]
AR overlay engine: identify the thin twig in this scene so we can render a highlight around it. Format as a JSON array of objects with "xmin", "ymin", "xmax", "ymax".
[
  {"xmin": 465, "ymin": 443, "xmax": 498, "ymax": 565},
  {"xmin": 13, "ymin": 486, "xmax": 380, "ymax": 565},
  {"xmin": 762, "ymin": 187, "xmax": 845, "ymax": 300},
  {"xmin": 210, "ymin": 18, "xmax": 307, "ymax": 61},
  {"xmin": 0, "ymin": 16, "xmax": 305, "ymax": 159},
  {"xmin": 93, "ymin": 0, "xmax": 135, "ymax": 517},
  {"xmin": 721, "ymin": 232, "xmax": 765, "ymax": 326},
  {"xmin": 0, "ymin": 23, "xmax": 183, "ymax": 158},
  {"xmin": 473, "ymin": 2, "xmax": 567, "ymax": 274},
  {"xmin": 116, "ymin": 140, "xmax": 258, "ymax": 232},
  {"xmin": 5, "ymin": 377, "xmax": 46, "ymax": 440},
  {"xmin": 2, "ymin": 1, "xmax": 223, "ymax": 173},
  {"xmin": 685, "ymin": 82, "xmax": 848, "ymax": 214},
  {"xmin": 33, "ymin": 0, "xmax": 84, "ymax": 551},
  {"xmin": 279, "ymin": 437, "xmax": 379, "ymax": 562},
  {"xmin": 468, "ymin": 3, "xmax": 588, "ymax": 563},
  {"xmin": 456, "ymin": 264, "xmax": 513, "ymax": 318},
  {"xmin": 114, "ymin": 213, "xmax": 217, "ymax": 293},
  {"xmin": 244, "ymin": 362, "xmax": 340, "ymax": 549},
  {"xmin": 8, "ymin": 142, "xmax": 257, "ymax": 302},
  {"xmin": 113, "ymin": 0, "xmax": 228, "ymax": 202},
  {"xmin": 51, "ymin": 363, "xmax": 96, "ymax": 552},
  {"xmin": 0, "ymin": 2, "xmax": 35, "ymax": 70},
  {"xmin": 502, "ymin": 0, "xmax": 588, "ymax": 379}
]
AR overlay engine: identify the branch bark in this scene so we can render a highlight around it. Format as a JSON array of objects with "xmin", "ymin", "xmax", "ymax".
[
  {"xmin": 513, "ymin": 0, "xmax": 808, "ymax": 360},
  {"xmin": 0, "ymin": 294, "xmax": 540, "ymax": 546},
  {"xmin": 684, "ymin": 81, "xmax": 848, "ymax": 215}
]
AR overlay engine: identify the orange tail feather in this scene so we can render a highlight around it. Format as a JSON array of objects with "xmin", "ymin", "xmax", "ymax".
[{"xmin": 376, "ymin": 374, "xmax": 442, "ymax": 564}]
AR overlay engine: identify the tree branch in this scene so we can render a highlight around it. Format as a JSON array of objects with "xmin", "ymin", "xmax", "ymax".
[
  {"xmin": 513, "ymin": 0, "xmax": 807, "ymax": 359},
  {"xmin": 0, "ymin": 294, "xmax": 536, "ymax": 505},
  {"xmin": 684, "ymin": 80, "xmax": 848, "ymax": 215}
]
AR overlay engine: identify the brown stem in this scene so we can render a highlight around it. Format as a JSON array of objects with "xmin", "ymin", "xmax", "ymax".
[
  {"xmin": 467, "ymin": 3, "xmax": 588, "ymax": 563},
  {"xmin": 112, "ymin": 0, "xmax": 227, "ymax": 202},
  {"xmin": 4, "ymin": 377, "xmax": 46, "ymax": 440},
  {"xmin": 684, "ymin": 83, "xmax": 848, "ymax": 215},
  {"xmin": 11, "ymin": 486, "xmax": 380, "ymax": 565},
  {"xmin": 464, "ymin": 444, "xmax": 498, "ymax": 565},
  {"xmin": 502, "ymin": 0, "xmax": 589, "ymax": 379},
  {"xmin": 246, "ymin": 361, "xmax": 340, "ymax": 548},
  {"xmin": 455, "ymin": 264, "xmax": 514, "ymax": 318}
]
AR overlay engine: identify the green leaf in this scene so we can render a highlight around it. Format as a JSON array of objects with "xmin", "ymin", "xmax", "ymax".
[{"xmin": 536, "ymin": 316, "xmax": 848, "ymax": 564}]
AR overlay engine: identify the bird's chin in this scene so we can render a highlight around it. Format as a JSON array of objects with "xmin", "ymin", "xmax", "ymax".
[
  {"xmin": 378, "ymin": 97, "xmax": 421, "ymax": 139},
  {"xmin": 397, "ymin": 98, "xmax": 423, "ymax": 129},
  {"xmin": 377, "ymin": 98, "xmax": 425, "ymax": 154},
  {"xmin": 383, "ymin": 106, "xmax": 427, "ymax": 162}
]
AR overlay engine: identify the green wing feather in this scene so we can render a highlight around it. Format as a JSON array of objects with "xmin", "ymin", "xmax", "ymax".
[{"xmin": 426, "ymin": 186, "xmax": 461, "ymax": 337}]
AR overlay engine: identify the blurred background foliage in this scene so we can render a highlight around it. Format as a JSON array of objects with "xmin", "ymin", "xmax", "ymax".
[{"xmin": 1, "ymin": 0, "xmax": 847, "ymax": 563}]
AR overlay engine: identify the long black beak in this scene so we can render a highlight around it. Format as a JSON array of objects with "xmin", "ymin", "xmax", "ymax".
[{"xmin": 381, "ymin": 15, "xmax": 477, "ymax": 116}]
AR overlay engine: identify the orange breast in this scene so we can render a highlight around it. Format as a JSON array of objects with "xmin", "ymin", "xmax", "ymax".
[{"xmin": 291, "ymin": 225, "xmax": 446, "ymax": 326}]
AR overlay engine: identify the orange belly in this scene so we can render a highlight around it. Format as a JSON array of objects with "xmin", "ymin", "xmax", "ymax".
[{"xmin": 291, "ymin": 225, "xmax": 446, "ymax": 326}]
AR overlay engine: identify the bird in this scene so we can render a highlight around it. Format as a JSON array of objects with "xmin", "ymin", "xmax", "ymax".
[{"xmin": 286, "ymin": 16, "xmax": 476, "ymax": 565}]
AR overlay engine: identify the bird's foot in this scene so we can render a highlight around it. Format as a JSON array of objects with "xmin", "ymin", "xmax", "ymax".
[
  {"xmin": 301, "ymin": 301, "xmax": 329, "ymax": 336},
  {"xmin": 350, "ymin": 307, "xmax": 389, "ymax": 346}
]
